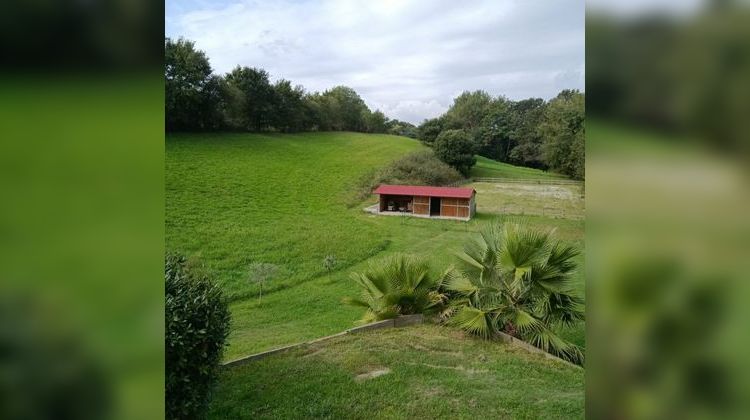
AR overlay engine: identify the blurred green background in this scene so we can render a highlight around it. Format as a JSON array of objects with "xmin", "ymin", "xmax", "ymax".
[
  {"xmin": 587, "ymin": 1, "xmax": 750, "ymax": 419},
  {"xmin": 0, "ymin": 77, "xmax": 164, "ymax": 420},
  {"xmin": 1, "ymin": 1, "xmax": 163, "ymax": 419},
  {"xmin": 2, "ymin": 0, "xmax": 750, "ymax": 419}
]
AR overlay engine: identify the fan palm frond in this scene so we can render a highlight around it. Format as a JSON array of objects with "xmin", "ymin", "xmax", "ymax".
[
  {"xmin": 523, "ymin": 325, "xmax": 584, "ymax": 365},
  {"xmin": 345, "ymin": 254, "xmax": 445, "ymax": 322},
  {"xmin": 510, "ymin": 308, "xmax": 544, "ymax": 334},
  {"xmin": 540, "ymin": 292, "xmax": 585, "ymax": 328},
  {"xmin": 341, "ymin": 296, "xmax": 371, "ymax": 308},
  {"xmin": 443, "ymin": 221, "xmax": 585, "ymax": 365},
  {"xmin": 547, "ymin": 241, "xmax": 580, "ymax": 274},
  {"xmin": 498, "ymin": 223, "xmax": 551, "ymax": 271},
  {"xmin": 448, "ymin": 306, "xmax": 492, "ymax": 338},
  {"xmin": 443, "ymin": 269, "xmax": 479, "ymax": 297}
]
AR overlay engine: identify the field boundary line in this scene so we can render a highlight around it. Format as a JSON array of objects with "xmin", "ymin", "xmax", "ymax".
[
  {"xmin": 472, "ymin": 177, "xmax": 582, "ymax": 185},
  {"xmin": 222, "ymin": 315, "xmax": 424, "ymax": 367}
]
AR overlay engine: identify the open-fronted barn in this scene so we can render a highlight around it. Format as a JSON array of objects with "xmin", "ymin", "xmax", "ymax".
[{"xmin": 373, "ymin": 184, "xmax": 476, "ymax": 221}]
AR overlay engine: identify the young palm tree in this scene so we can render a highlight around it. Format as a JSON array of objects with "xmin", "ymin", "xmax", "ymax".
[
  {"xmin": 443, "ymin": 222, "xmax": 585, "ymax": 364},
  {"xmin": 247, "ymin": 262, "xmax": 279, "ymax": 305},
  {"xmin": 344, "ymin": 254, "xmax": 447, "ymax": 323},
  {"xmin": 322, "ymin": 254, "xmax": 337, "ymax": 281}
]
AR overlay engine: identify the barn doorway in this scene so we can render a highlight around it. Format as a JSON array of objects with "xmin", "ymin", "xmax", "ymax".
[{"xmin": 430, "ymin": 197, "xmax": 441, "ymax": 216}]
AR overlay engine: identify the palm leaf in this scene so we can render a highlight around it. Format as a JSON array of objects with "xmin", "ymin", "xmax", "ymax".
[
  {"xmin": 345, "ymin": 254, "xmax": 443, "ymax": 321},
  {"xmin": 510, "ymin": 308, "xmax": 544, "ymax": 334},
  {"xmin": 443, "ymin": 270, "xmax": 479, "ymax": 296},
  {"xmin": 341, "ymin": 296, "xmax": 370, "ymax": 308},
  {"xmin": 498, "ymin": 223, "xmax": 551, "ymax": 271},
  {"xmin": 540, "ymin": 292, "xmax": 585, "ymax": 327},
  {"xmin": 523, "ymin": 324, "xmax": 584, "ymax": 365},
  {"xmin": 448, "ymin": 306, "xmax": 492, "ymax": 339}
]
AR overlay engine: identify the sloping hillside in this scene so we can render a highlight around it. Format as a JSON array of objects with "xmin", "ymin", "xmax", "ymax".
[
  {"xmin": 167, "ymin": 132, "xmax": 422, "ymax": 301},
  {"xmin": 209, "ymin": 324, "xmax": 584, "ymax": 419},
  {"xmin": 166, "ymin": 132, "xmax": 583, "ymax": 359},
  {"xmin": 472, "ymin": 155, "xmax": 564, "ymax": 179}
]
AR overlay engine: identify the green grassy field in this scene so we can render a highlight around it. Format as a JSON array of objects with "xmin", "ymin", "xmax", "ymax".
[
  {"xmin": 208, "ymin": 324, "xmax": 584, "ymax": 419},
  {"xmin": 471, "ymin": 155, "xmax": 564, "ymax": 179},
  {"xmin": 166, "ymin": 132, "xmax": 422, "ymax": 302},
  {"xmin": 166, "ymin": 132, "xmax": 584, "ymax": 360}
]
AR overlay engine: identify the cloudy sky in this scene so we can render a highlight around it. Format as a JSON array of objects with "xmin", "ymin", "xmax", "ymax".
[{"xmin": 166, "ymin": 0, "xmax": 584, "ymax": 124}]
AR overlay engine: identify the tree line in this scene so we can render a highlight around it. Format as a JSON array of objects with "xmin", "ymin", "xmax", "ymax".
[
  {"xmin": 417, "ymin": 90, "xmax": 585, "ymax": 179},
  {"xmin": 587, "ymin": 10, "xmax": 747, "ymax": 154},
  {"xmin": 166, "ymin": 37, "xmax": 583, "ymax": 179},
  {"xmin": 165, "ymin": 37, "xmax": 416, "ymax": 136}
]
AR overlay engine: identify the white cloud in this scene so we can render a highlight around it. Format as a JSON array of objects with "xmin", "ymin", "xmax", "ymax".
[{"xmin": 166, "ymin": 0, "xmax": 584, "ymax": 124}]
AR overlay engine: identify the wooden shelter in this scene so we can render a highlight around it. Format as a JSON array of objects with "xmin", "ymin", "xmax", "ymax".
[{"xmin": 373, "ymin": 185, "xmax": 476, "ymax": 221}]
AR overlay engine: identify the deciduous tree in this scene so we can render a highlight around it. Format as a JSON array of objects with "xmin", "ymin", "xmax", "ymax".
[{"xmin": 433, "ymin": 129, "xmax": 476, "ymax": 176}]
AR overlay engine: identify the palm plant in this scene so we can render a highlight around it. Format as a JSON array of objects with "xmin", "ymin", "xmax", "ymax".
[
  {"xmin": 443, "ymin": 222, "xmax": 585, "ymax": 364},
  {"xmin": 322, "ymin": 254, "xmax": 337, "ymax": 281},
  {"xmin": 344, "ymin": 254, "xmax": 447, "ymax": 323},
  {"xmin": 247, "ymin": 262, "xmax": 279, "ymax": 305}
]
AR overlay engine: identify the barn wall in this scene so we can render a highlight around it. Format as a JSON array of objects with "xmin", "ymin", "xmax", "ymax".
[
  {"xmin": 440, "ymin": 196, "xmax": 471, "ymax": 219},
  {"xmin": 413, "ymin": 195, "xmax": 429, "ymax": 215}
]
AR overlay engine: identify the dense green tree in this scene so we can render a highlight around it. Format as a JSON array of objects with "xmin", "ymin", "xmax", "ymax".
[
  {"xmin": 386, "ymin": 119, "xmax": 417, "ymax": 138},
  {"xmin": 444, "ymin": 90, "xmax": 493, "ymax": 130},
  {"xmin": 363, "ymin": 109, "xmax": 388, "ymax": 133},
  {"xmin": 225, "ymin": 66, "xmax": 275, "ymax": 131},
  {"xmin": 323, "ymin": 86, "xmax": 369, "ymax": 131},
  {"xmin": 507, "ymin": 98, "xmax": 547, "ymax": 169},
  {"xmin": 165, "ymin": 37, "xmax": 402, "ymax": 135},
  {"xmin": 165, "ymin": 37, "xmax": 222, "ymax": 131},
  {"xmin": 415, "ymin": 89, "xmax": 586, "ymax": 178},
  {"xmin": 433, "ymin": 129, "xmax": 476, "ymax": 175},
  {"xmin": 216, "ymin": 76, "xmax": 245, "ymax": 130},
  {"xmin": 306, "ymin": 92, "xmax": 341, "ymax": 130},
  {"xmin": 417, "ymin": 117, "xmax": 445, "ymax": 145},
  {"xmin": 272, "ymin": 79, "xmax": 307, "ymax": 132},
  {"xmin": 475, "ymin": 97, "xmax": 513, "ymax": 161},
  {"xmin": 540, "ymin": 90, "xmax": 585, "ymax": 179}
]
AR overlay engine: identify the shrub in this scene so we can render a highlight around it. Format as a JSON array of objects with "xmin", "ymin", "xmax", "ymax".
[
  {"xmin": 442, "ymin": 223, "xmax": 584, "ymax": 364},
  {"xmin": 0, "ymin": 294, "xmax": 111, "ymax": 420},
  {"xmin": 344, "ymin": 254, "xmax": 447, "ymax": 323},
  {"xmin": 353, "ymin": 150, "xmax": 464, "ymax": 203},
  {"xmin": 433, "ymin": 129, "xmax": 477, "ymax": 176},
  {"xmin": 166, "ymin": 254, "xmax": 231, "ymax": 419}
]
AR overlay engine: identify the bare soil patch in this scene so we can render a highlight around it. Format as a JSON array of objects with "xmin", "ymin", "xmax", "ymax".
[{"xmin": 355, "ymin": 368, "xmax": 391, "ymax": 381}]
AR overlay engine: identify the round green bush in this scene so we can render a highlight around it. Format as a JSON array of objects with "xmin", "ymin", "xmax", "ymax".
[{"xmin": 165, "ymin": 254, "xmax": 230, "ymax": 419}]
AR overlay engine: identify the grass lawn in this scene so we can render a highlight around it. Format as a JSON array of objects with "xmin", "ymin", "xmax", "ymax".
[
  {"xmin": 471, "ymin": 155, "xmax": 564, "ymax": 179},
  {"xmin": 166, "ymin": 132, "xmax": 585, "ymax": 360},
  {"xmin": 208, "ymin": 324, "xmax": 584, "ymax": 419},
  {"xmin": 167, "ymin": 132, "xmax": 422, "ymax": 302}
]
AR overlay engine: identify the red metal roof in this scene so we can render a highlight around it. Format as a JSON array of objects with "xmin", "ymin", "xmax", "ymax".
[{"xmin": 374, "ymin": 184, "xmax": 475, "ymax": 199}]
